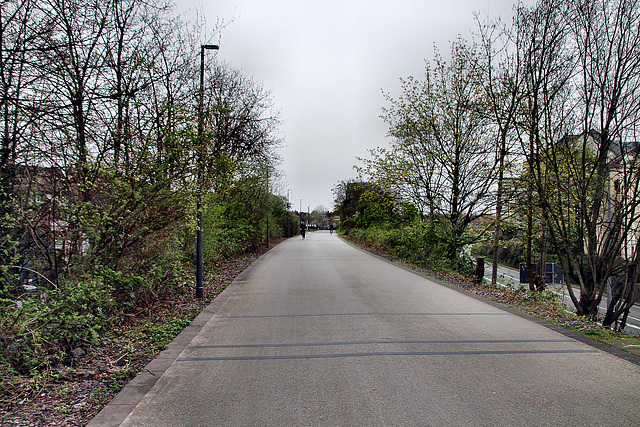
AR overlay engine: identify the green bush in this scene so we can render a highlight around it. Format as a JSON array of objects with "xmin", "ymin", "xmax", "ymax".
[
  {"xmin": 92, "ymin": 265, "xmax": 144, "ymax": 314},
  {"xmin": 42, "ymin": 279, "xmax": 114, "ymax": 347},
  {"xmin": 264, "ymin": 217, "xmax": 283, "ymax": 240},
  {"xmin": 348, "ymin": 220, "xmax": 473, "ymax": 275},
  {"xmin": 204, "ymin": 224, "xmax": 256, "ymax": 263},
  {"xmin": 93, "ymin": 223, "xmax": 191, "ymax": 309},
  {"xmin": 0, "ymin": 278, "xmax": 114, "ymax": 376},
  {"xmin": 340, "ymin": 217, "xmax": 356, "ymax": 234}
]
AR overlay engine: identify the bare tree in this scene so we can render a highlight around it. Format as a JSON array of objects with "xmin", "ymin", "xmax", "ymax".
[
  {"xmin": 144, "ymin": 9, "xmax": 198, "ymax": 185},
  {"xmin": 356, "ymin": 136, "xmax": 438, "ymax": 220},
  {"xmin": 1, "ymin": 0, "xmax": 57, "ymax": 292},
  {"xmin": 34, "ymin": 0, "xmax": 111, "ymax": 192},
  {"xmin": 514, "ymin": 0, "xmax": 574, "ymax": 292},
  {"xmin": 474, "ymin": 14, "xmax": 524, "ymax": 286},
  {"xmin": 5, "ymin": 0, "xmax": 221, "ymax": 280},
  {"xmin": 563, "ymin": 0, "xmax": 640, "ymax": 323},
  {"xmin": 513, "ymin": 0, "xmax": 640, "ymax": 324},
  {"xmin": 1, "ymin": 0, "xmax": 284, "ymax": 293},
  {"xmin": 203, "ymin": 63, "xmax": 282, "ymax": 193},
  {"xmin": 1, "ymin": 0, "xmax": 28, "ymax": 293}
]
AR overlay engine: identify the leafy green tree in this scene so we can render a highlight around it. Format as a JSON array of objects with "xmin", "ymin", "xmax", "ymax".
[
  {"xmin": 203, "ymin": 160, "xmax": 285, "ymax": 262},
  {"xmin": 371, "ymin": 38, "xmax": 499, "ymax": 261},
  {"xmin": 356, "ymin": 189, "xmax": 395, "ymax": 228},
  {"xmin": 332, "ymin": 180, "xmax": 367, "ymax": 220}
]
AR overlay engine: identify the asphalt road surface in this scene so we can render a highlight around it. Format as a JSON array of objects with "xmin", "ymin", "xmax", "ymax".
[{"xmin": 115, "ymin": 232, "xmax": 640, "ymax": 426}]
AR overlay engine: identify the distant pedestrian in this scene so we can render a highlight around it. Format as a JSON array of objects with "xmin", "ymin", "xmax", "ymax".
[
  {"xmin": 329, "ymin": 223, "xmax": 334, "ymax": 235},
  {"xmin": 300, "ymin": 221, "xmax": 306, "ymax": 239}
]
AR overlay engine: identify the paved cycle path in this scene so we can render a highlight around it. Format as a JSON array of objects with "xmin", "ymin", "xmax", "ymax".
[{"xmin": 90, "ymin": 232, "xmax": 640, "ymax": 426}]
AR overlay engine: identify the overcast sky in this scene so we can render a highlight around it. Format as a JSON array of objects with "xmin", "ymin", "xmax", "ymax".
[{"xmin": 176, "ymin": 0, "xmax": 522, "ymax": 212}]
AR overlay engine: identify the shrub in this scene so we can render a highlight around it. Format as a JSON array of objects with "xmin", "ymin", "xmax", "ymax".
[
  {"xmin": 42, "ymin": 279, "xmax": 114, "ymax": 348},
  {"xmin": 0, "ymin": 278, "xmax": 114, "ymax": 377},
  {"xmin": 347, "ymin": 220, "xmax": 475, "ymax": 276},
  {"xmin": 92, "ymin": 265, "xmax": 144, "ymax": 314},
  {"xmin": 95, "ymin": 223, "xmax": 191, "ymax": 309},
  {"xmin": 341, "ymin": 218, "xmax": 356, "ymax": 234},
  {"xmin": 204, "ymin": 224, "xmax": 256, "ymax": 263}
]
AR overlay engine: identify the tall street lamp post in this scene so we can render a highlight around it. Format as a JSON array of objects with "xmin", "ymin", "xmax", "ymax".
[
  {"xmin": 287, "ymin": 189, "xmax": 291, "ymax": 237},
  {"xmin": 196, "ymin": 44, "xmax": 219, "ymax": 299},
  {"xmin": 265, "ymin": 167, "xmax": 271, "ymax": 247}
]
